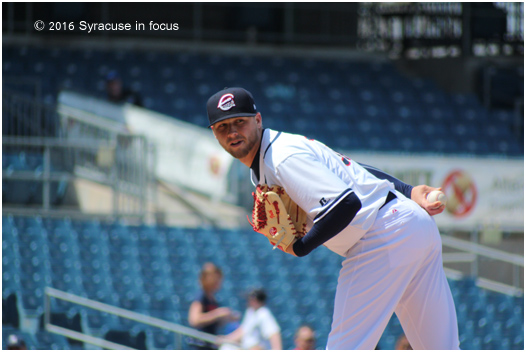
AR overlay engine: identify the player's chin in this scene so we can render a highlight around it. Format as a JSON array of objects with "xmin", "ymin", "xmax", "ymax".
[{"xmin": 227, "ymin": 146, "xmax": 250, "ymax": 159}]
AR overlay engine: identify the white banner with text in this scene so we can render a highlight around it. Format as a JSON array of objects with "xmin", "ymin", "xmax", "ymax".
[{"xmin": 348, "ymin": 152, "xmax": 524, "ymax": 231}]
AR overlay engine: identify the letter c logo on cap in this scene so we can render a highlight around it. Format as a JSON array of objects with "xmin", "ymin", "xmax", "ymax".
[{"xmin": 217, "ymin": 93, "xmax": 235, "ymax": 111}]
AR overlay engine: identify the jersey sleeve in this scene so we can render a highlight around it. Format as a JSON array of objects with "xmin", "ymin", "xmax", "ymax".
[
  {"xmin": 274, "ymin": 153, "xmax": 352, "ymax": 221},
  {"xmin": 357, "ymin": 162, "xmax": 413, "ymax": 199}
]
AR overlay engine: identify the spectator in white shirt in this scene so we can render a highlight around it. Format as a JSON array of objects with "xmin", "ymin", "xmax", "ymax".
[{"xmin": 222, "ymin": 288, "xmax": 282, "ymax": 350}]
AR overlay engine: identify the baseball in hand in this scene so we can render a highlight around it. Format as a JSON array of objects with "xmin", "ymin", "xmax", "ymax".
[{"xmin": 427, "ymin": 190, "xmax": 447, "ymax": 209}]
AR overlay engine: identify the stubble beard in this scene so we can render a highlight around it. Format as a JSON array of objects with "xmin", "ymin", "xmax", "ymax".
[{"xmin": 225, "ymin": 129, "xmax": 259, "ymax": 160}]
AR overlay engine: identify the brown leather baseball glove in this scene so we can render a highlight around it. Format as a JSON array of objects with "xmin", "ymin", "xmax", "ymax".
[{"xmin": 249, "ymin": 184, "xmax": 307, "ymax": 255}]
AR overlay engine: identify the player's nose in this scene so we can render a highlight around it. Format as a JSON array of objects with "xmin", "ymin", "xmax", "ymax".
[{"xmin": 226, "ymin": 124, "xmax": 239, "ymax": 137}]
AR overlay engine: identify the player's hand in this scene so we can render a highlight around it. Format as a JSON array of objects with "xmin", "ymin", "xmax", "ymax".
[{"xmin": 411, "ymin": 185, "xmax": 445, "ymax": 216}]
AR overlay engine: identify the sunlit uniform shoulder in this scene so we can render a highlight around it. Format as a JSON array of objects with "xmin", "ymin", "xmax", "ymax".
[{"xmin": 251, "ymin": 128, "xmax": 399, "ymax": 256}]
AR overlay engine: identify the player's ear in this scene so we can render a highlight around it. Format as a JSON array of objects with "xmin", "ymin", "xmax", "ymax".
[
  {"xmin": 210, "ymin": 125, "xmax": 218, "ymax": 139},
  {"xmin": 255, "ymin": 113, "xmax": 262, "ymax": 128}
]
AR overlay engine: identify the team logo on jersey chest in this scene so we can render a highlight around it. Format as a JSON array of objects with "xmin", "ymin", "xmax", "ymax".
[{"xmin": 217, "ymin": 93, "xmax": 235, "ymax": 111}]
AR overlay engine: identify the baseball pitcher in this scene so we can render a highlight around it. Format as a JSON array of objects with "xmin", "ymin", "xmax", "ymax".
[{"xmin": 207, "ymin": 87, "xmax": 460, "ymax": 350}]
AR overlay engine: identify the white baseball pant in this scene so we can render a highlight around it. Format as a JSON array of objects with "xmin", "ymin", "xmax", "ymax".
[{"xmin": 326, "ymin": 197, "xmax": 460, "ymax": 350}]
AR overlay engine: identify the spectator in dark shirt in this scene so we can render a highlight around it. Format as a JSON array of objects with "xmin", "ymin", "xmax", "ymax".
[{"xmin": 188, "ymin": 262, "xmax": 238, "ymax": 349}]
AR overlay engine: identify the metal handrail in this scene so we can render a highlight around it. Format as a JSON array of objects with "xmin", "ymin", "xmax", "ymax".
[
  {"xmin": 441, "ymin": 235, "xmax": 524, "ymax": 267},
  {"xmin": 44, "ymin": 287, "xmax": 238, "ymax": 350},
  {"xmin": 3, "ymin": 134, "xmax": 151, "ymax": 217},
  {"xmin": 2, "ymin": 136, "xmax": 116, "ymax": 149},
  {"xmin": 441, "ymin": 234, "xmax": 524, "ymax": 296}
]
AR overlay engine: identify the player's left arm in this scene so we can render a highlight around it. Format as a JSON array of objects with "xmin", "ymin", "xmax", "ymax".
[
  {"xmin": 276, "ymin": 155, "xmax": 362, "ymax": 257},
  {"xmin": 358, "ymin": 162, "xmax": 444, "ymax": 215},
  {"xmin": 292, "ymin": 190, "xmax": 360, "ymax": 257}
]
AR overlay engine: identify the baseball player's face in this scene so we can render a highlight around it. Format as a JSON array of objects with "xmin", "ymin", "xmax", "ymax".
[{"xmin": 212, "ymin": 114, "xmax": 262, "ymax": 166}]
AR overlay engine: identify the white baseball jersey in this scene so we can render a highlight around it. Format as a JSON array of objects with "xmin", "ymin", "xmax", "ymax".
[
  {"xmin": 250, "ymin": 128, "xmax": 460, "ymax": 349},
  {"xmin": 250, "ymin": 128, "xmax": 403, "ymax": 257}
]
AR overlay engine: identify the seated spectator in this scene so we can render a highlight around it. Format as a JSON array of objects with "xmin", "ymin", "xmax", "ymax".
[{"xmin": 105, "ymin": 70, "xmax": 143, "ymax": 106}]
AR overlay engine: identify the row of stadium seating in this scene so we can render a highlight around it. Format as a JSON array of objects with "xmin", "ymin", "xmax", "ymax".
[
  {"xmin": 3, "ymin": 215, "xmax": 524, "ymax": 349},
  {"xmin": 3, "ymin": 45, "xmax": 523, "ymax": 156}
]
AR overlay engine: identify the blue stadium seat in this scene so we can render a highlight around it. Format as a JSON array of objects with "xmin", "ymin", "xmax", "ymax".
[
  {"xmin": 513, "ymin": 333, "xmax": 524, "ymax": 349},
  {"xmin": 500, "ymin": 336, "xmax": 512, "ymax": 350},
  {"xmin": 146, "ymin": 328, "xmax": 176, "ymax": 349},
  {"xmin": 35, "ymin": 331, "xmax": 70, "ymax": 349},
  {"xmin": 492, "ymin": 109, "xmax": 515, "ymax": 124},
  {"xmin": 80, "ymin": 309, "xmax": 121, "ymax": 336},
  {"xmin": 2, "ymin": 259, "xmax": 21, "ymax": 295}
]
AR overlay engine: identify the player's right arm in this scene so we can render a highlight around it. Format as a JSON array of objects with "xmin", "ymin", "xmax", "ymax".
[
  {"xmin": 358, "ymin": 162, "xmax": 444, "ymax": 215},
  {"xmin": 357, "ymin": 162, "xmax": 413, "ymax": 198},
  {"xmin": 411, "ymin": 185, "xmax": 445, "ymax": 215}
]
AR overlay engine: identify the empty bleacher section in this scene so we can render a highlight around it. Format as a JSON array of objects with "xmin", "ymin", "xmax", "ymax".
[
  {"xmin": 3, "ymin": 45, "xmax": 523, "ymax": 157},
  {"xmin": 2, "ymin": 215, "xmax": 524, "ymax": 350}
]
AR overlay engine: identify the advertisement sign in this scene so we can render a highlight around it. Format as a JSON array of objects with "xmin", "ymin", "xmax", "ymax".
[{"xmin": 349, "ymin": 152, "xmax": 524, "ymax": 230}]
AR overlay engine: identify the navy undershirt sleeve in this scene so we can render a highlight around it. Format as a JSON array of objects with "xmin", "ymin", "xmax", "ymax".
[
  {"xmin": 292, "ymin": 191, "xmax": 361, "ymax": 257},
  {"xmin": 358, "ymin": 162, "xmax": 413, "ymax": 199}
]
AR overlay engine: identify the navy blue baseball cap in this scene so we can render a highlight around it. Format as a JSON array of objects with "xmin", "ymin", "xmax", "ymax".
[{"xmin": 206, "ymin": 87, "xmax": 258, "ymax": 127}]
